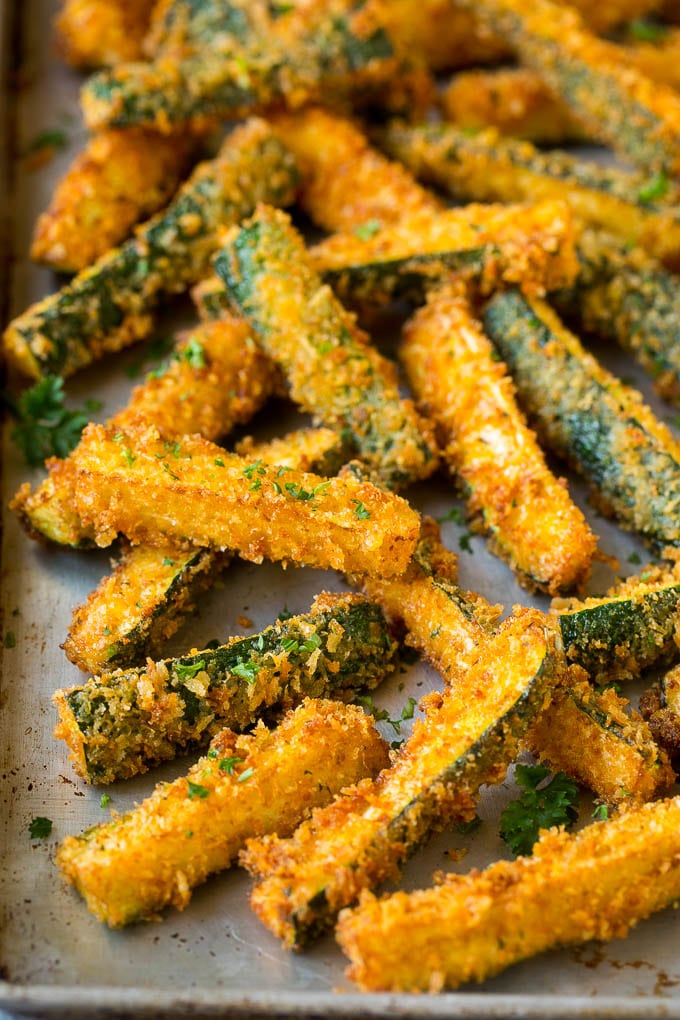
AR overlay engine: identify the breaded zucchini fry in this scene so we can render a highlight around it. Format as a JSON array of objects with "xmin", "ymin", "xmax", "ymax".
[
  {"xmin": 242, "ymin": 608, "xmax": 560, "ymax": 947},
  {"xmin": 81, "ymin": 0, "xmax": 400, "ymax": 132},
  {"xmin": 440, "ymin": 68, "xmax": 585, "ymax": 143},
  {"xmin": 71, "ymin": 421, "xmax": 420, "ymax": 577},
  {"xmin": 3, "ymin": 119, "xmax": 298, "ymax": 381},
  {"xmin": 554, "ymin": 231, "xmax": 680, "ymax": 402},
  {"xmin": 555, "ymin": 560, "xmax": 680, "ymax": 682},
  {"xmin": 55, "ymin": 593, "xmax": 398, "ymax": 783},
  {"xmin": 483, "ymin": 290, "xmax": 680, "ymax": 553},
  {"xmin": 401, "ymin": 282, "xmax": 596, "ymax": 595},
  {"xmin": 55, "ymin": 0, "xmax": 154, "ymax": 67},
  {"xmin": 31, "ymin": 129, "xmax": 197, "ymax": 274},
  {"xmin": 270, "ymin": 107, "xmax": 440, "ymax": 234},
  {"xmin": 215, "ymin": 205, "xmax": 438, "ymax": 490},
  {"xmin": 337, "ymin": 795, "xmax": 680, "ymax": 992},
  {"xmin": 358, "ymin": 517, "xmax": 501, "ymax": 684},
  {"xmin": 526, "ymin": 675, "xmax": 675, "ymax": 805},
  {"xmin": 11, "ymin": 316, "xmax": 276, "ymax": 547},
  {"xmin": 380, "ymin": 121, "xmax": 680, "ymax": 269},
  {"xmin": 458, "ymin": 0, "xmax": 680, "ymax": 175},
  {"xmin": 311, "ymin": 200, "xmax": 579, "ymax": 306},
  {"xmin": 56, "ymin": 699, "xmax": 389, "ymax": 927},
  {"xmin": 640, "ymin": 663, "xmax": 680, "ymax": 758},
  {"xmin": 145, "ymin": 0, "xmax": 273, "ymax": 59},
  {"xmin": 63, "ymin": 426, "xmax": 348, "ymax": 675}
]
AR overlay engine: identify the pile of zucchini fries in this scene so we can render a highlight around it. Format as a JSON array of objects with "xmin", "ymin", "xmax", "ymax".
[{"xmin": 8, "ymin": 0, "xmax": 680, "ymax": 995}]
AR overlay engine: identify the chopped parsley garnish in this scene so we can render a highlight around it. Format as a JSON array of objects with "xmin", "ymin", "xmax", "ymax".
[
  {"xmin": 436, "ymin": 506, "xmax": 465, "ymax": 525},
  {"xmin": 29, "ymin": 816, "xmax": 53, "ymax": 839},
  {"xmin": 100, "ymin": 793, "xmax": 111, "ymax": 808},
  {"xmin": 25, "ymin": 128, "xmax": 68, "ymax": 156},
  {"xmin": 357, "ymin": 694, "xmax": 418, "ymax": 734},
  {"xmin": 214, "ymin": 457, "xmax": 225, "ymax": 467},
  {"xmin": 123, "ymin": 448, "xmax": 136, "ymax": 466},
  {"xmin": 232, "ymin": 660, "xmax": 261, "ymax": 684},
  {"xmin": 352, "ymin": 500, "xmax": 371, "ymax": 520},
  {"xmin": 592, "ymin": 803, "xmax": 609, "ymax": 821},
  {"xmin": 243, "ymin": 459, "xmax": 266, "ymax": 479},
  {"xmin": 283, "ymin": 481, "xmax": 329, "ymax": 501},
  {"xmin": 354, "ymin": 219, "xmax": 382, "ymax": 241},
  {"xmin": 499, "ymin": 764, "xmax": 579, "ymax": 857},
  {"xmin": 638, "ymin": 170, "xmax": 670, "ymax": 204},
  {"xmin": 627, "ymin": 552, "xmax": 641, "ymax": 565},
  {"xmin": 219, "ymin": 756, "xmax": 245, "ymax": 775},
  {"xmin": 237, "ymin": 766, "xmax": 255, "ymax": 784},
  {"xmin": 175, "ymin": 659, "xmax": 206, "ymax": 680},
  {"xmin": 629, "ymin": 18, "xmax": 669, "ymax": 42},
  {"xmin": 4, "ymin": 376, "xmax": 99, "ymax": 466},
  {"xmin": 179, "ymin": 337, "xmax": 206, "ymax": 368},
  {"xmin": 162, "ymin": 557, "xmax": 175, "ymax": 567},
  {"xmin": 455, "ymin": 815, "xmax": 482, "ymax": 836},
  {"xmin": 187, "ymin": 780, "xmax": 210, "ymax": 799},
  {"xmin": 4, "ymin": 631, "xmax": 16, "ymax": 649},
  {"xmin": 458, "ymin": 531, "xmax": 474, "ymax": 553},
  {"xmin": 277, "ymin": 607, "xmax": 294, "ymax": 622}
]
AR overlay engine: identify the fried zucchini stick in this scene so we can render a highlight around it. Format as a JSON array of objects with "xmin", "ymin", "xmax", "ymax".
[
  {"xmin": 31, "ymin": 129, "xmax": 198, "ymax": 274},
  {"xmin": 63, "ymin": 426, "xmax": 347, "ymax": 674},
  {"xmin": 3, "ymin": 119, "xmax": 298, "ymax": 381},
  {"xmin": 55, "ymin": 592, "xmax": 398, "ymax": 783},
  {"xmin": 57, "ymin": 699, "xmax": 389, "ymax": 927},
  {"xmin": 554, "ymin": 231, "xmax": 680, "ymax": 403},
  {"xmin": 242, "ymin": 608, "xmax": 560, "ymax": 947},
  {"xmin": 55, "ymin": 0, "xmax": 154, "ymax": 67},
  {"xmin": 526, "ymin": 675, "xmax": 675, "ymax": 806},
  {"xmin": 337, "ymin": 795, "xmax": 680, "ymax": 992},
  {"xmin": 215, "ymin": 205, "xmax": 438, "ymax": 490},
  {"xmin": 81, "ymin": 0, "xmax": 401, "ymax": 132},
  {"xmin": 380, "ymin": 121, "xmax": 680, "ymax": 269},
  {"xmin": 458, "ymin": 0, "xmax": 680, "ymax": 175},
  {"xmin": 401, "ymin": 282, "xmax": 596, "ymax": 595},
  {"xmin": 483, "ymin": 290, "xmax": 680, "ymax": 553},
  {"xmin": 311, "ymin": 200, "xmax": 579, "ymax": 308},
  {"xmin": 271, "ymin": 107, "xmax": 440, "ymax": 234},
  {"xmin": 11, "ymin": 316, "xmax": 276, "ymax": 547},
  {"xmin": 555, "ymin": 559, "xmax": 680, "ymax": 682},
  {"xmin": 71, "ymin": 420, "xmax": 420, "ymax": 577}
]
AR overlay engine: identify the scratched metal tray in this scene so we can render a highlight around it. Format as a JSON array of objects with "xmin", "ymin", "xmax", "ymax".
[{"xmin": 2, "ymin": 3, "xmax": 680, "ymax": 1017}]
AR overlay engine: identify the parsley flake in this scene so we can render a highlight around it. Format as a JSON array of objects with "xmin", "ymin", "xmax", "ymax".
[
  {"xmin": 4, "ymin": 376, "xmax": 94, "ymax": 466},
  {"xmin": 162, "ymin": 557, "xmax": 175, "ymax": 567},
  {"xmin": 237, "ymin": 766, "xmax": 255, "ymax": 783},
  {"xmin": 219, "ymin": 756, "xmax": 245, "ymax": 775},
  {"xmin": 29, "ymin": 816, "xmax": 53, "ymax": 839},
  {"xmin": 187, "ymin": 780, "xmax": 210, "ymax": 799},
  {"xmin": 592, "ymin": 803, "xmax": 609, "ymax": 821},
  {"xmin": 629, "ymin": 18, "xmax": 669, "ymax": 42},
  {"xmin": 499, "ymin": 764, "xmax": 579, "ymax": 857},
  {"xmin": 4, "ymin": 631, "xmax": 16, "ymax": 649},
  {"xmin": 627, "ymin": 552, "xmax": 642, "ymax": 565},
  {"xmin": 175, "ymin": 659, "xmax": 206, "ymax": 680},
  {"xmin": 232, "ymin": 660, "xmax": 261, "ymax": 684},
  {"xmin": 638, "ymin": 171, "xmax": 670, "ymax": 204},
  {"xmin": 25, "ymin": 128, "xmax": 68, "ymax": 156},
  {"xmin": 436, "ymin": 506, "xmax": 464, "ymax": 525},
  {"xmin": 243, "ymin": 459, "xmax": 266, "ymax": 479},
  {"xmin": 455, "ymin": 815, "xmax": 482, "ymax": 836},
  {"xmin": 458, "ymin": 531, "xmax": 474, "ymax": 553},
  {"xmin": 354, "ymin": 219, "xmax": 381, "ymax": 240},
  {"xmin": 352, "ymin": 500, "xmax": 371, "ymax": 520},
  {"xmin": 100, "ymin": 793, "xmax": 111, "ymax": 808},
  {"xmin": 180, "ymin": 337, "xmax": 206, "ymax": 368}
]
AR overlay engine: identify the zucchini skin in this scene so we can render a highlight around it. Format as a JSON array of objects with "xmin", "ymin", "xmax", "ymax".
[
  {"xmin": 81, "ymin": 2, "xmax": 396, "ymax": 131},
  {"xmin": 456, "ymin": 0, "xmax": 680, "ymax": 176},
  {"xmin": 3, "ymin": 119, "xmax": 298, "ymax": 380},
  {"xmin": 62, "ymin": 425, "xmax": 348, "ymax": 675},
  {"xmin": 401, "ymin": 282, "xmax": 595, "ymax": 595},
  {"xmin": 54, "ymin": 593, "xmax": 398, "ymax": 784},
  {"xmin": 483, "ymin": 290, "xmax": 680, "ymax": 552},
  {"xmin": 242, "ymin": 609, "xmax": 560, "ymax": 947},
  {"xmin": 554, "ymin": 232, "xmax": 680, "ymax": 403},
  {"xmin": 337, "ymin": 795, "xmax": 680, "ymax": 992},
  {"xmin": 215, "ymin": 204, "xmax": 438, "ymax": 490},
  {"xmin": 56, "ymin": 699, "xmax": 389, "ymax": 927},
  {"xmin": 379, "ymin": 121, "xmax": 680, "ymax": 269}
]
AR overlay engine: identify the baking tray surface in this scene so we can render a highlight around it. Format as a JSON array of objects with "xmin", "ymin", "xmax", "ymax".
[{"xmin": 2, "ymin": 2, "xmax": 680, "ymax": 1016}]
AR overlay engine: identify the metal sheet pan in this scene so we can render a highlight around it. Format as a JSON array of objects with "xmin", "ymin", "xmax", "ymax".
[{"xmin": 2, "ymin": 2, "xmax": 680, "ymax": 1016}]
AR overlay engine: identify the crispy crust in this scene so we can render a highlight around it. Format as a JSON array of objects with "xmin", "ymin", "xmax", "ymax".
[
  {"xmin": 31, "ymin": 129, "xmax": 196, "ymax": 273},
  {"xmin": 71, "ymin": 420, "xmax": 420, "ymax": 577},
  {"xmin": 56, "ymin": 699, "xmax": 389, "ymax": 927},
  {"xmin": 337, "ymin": 795, "xmax": 680, "ymax": 992},
  {"xmin": 55, "ymin": 0, "xmax": 154, "ymax": 67},
  {"xmin": 401, "ymin": 282, "xmax": 596, "ymax": 594}
]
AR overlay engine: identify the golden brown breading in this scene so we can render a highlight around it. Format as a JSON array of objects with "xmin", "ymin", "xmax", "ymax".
[
  {"xmin": 337, "ymin": 795, "xmax": 680, "ymax": 991},
  {"xmin": 271, "ymin": 106, "xmax": 440, "ymax": 233},
  {"xmin": 56, "ymin": 699, "xmax": 389, "ymax": 927},
  {"xmin": 31, "ymin": 129, "xmax": 196, "ymax": 273},
  {"xmin": 401, "ymin": 282, "xmax": 596, "ymax": 595},
  {"xmin": 71, "ymin": 420, "xmax": 420, "ymax": 577},
  {"xmin": 55, "ymin": 0, "xmax": 155, "ymax": 67}
]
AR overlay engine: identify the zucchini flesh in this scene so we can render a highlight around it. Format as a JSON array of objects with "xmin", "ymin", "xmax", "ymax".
[
  {"xmin": 11, "ymin": 317, "xmax": 277, "ymax": 547},
  {"xmin": 71, "ymin": 421, "xmax": 420, "ymax": 577},
  {"xmin": 401, "ymin": 282, "xmax": 595, "ymax": 594},
  {"xmin": 2, "ymin": 119, "xmax": 298, "ymax": 380},
  {"xmin": 554, "ymin": 231, "xmax": 680, "ymax": 403},
  {"xmin": 337, "ymin": 795, "xmax": 680, "ymax": 992},
  {"xmin": 214, "ymin": 204, "xmax": 438, "ymax": 490},
  {"xmin": 242, "ymin": 609, "xmax": 560, "ymax": 947},
  {"xmin": 82, "ymin": 0, "xmax": 397, "ymax": 132},
  {"xmin": 62, "ymin": 425, "xmax": 348, "ymax": 675},
  {"xmin": 55, "ymin": 592, "xmax": 398, "ymax": 783},
  {"xmin": 455, "ymin": 0, "xmax": 680, "ymax": 176},
  {"xmin": 56, "ymin": 699, "xmax": 389, "ymax": 926},
  {"xmin": 483, "ymin": 290, "xmax": 680, "ymax": 552},
  {"xmin": 379, "ymin": 121, "xmax": 680, "ymax": 268},
  {"xmin": 526, "ymin": 675, "xmax": 675, "ymax": 805}
]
